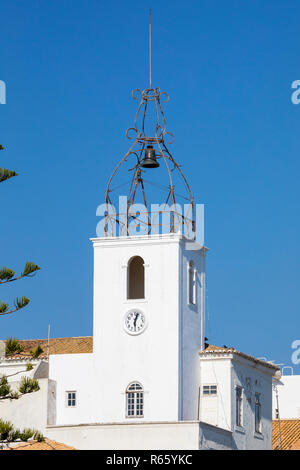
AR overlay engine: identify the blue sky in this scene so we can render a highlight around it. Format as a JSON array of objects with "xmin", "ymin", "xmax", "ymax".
[{"xmin": 1, "ymin": 0, "xmax": 300, "ymax": 371}]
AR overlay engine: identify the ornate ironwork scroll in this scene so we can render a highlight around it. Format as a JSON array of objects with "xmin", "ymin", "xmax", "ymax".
[{"xmin": 104, "ymin": 87, "xmax": 195, "ymax": 239}]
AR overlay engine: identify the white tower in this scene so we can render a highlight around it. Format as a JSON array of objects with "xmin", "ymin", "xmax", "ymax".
[
  {"xmin": 92, "ymin": 234, "xmax": 206, "ymax": 422},
  {"xmin": 91, "ymin": 86, "xmax": 207, "ymax": 423}
]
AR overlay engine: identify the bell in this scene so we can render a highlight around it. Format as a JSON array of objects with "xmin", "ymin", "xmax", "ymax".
[{"xmin": 140, "ymin": 145, "xmax": 159, "ymax": 168}]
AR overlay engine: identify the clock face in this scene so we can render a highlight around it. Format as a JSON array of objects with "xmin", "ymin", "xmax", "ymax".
[{"xmin": 124, "ymin": 309, "xmax": 147, "ymax": 335}]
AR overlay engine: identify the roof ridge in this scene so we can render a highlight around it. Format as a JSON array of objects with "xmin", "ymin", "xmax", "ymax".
[
  {"xmin": 1, "ymin": 335, "xmax": 93, "ymax": 342},
  {"xmin": 273, "ymin": 418, "xmax": 300, "ymax": 421},
  {"xmin": 199, "ymin": 345, "xmax": 279, "ymax": 370}
]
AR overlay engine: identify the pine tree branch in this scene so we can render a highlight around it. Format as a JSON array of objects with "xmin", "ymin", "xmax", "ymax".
[
  {"xmin": 0, "ymin": 262, "xmax": 40, "ymax": 284},
  {"xmin": 0, "ymin": 168, "xmax": 18, "ymax": 183},
  {"xmin": 0, "ymin": 145, "xmax": 18, "ymax": 183},
  {"xmin": 0, "ymin": 145, "xmax": 40, "ymax": 319},
  {"xmin": 0, "ymin": 376, "xmax": 39, "ymax": 401},
  {"xmin": 0, "ymin": 297, "xmax": 30, "ymax": 316}
]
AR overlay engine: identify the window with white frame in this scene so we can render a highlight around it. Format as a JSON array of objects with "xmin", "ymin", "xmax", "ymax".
[
  {"xmin": 66, "ymin": 391, "xmax": 76, "ymax": 407},
  {"xmin": 236, "ymin": 386, "xmax": 243, "ymax": 427},
  {"xmin": 126, "ymin": 382, "xmax": 144, "ymax": 418},
  {"xmin": 188, "ymin": 260, "xmax": 196, "ymax": 305},
  {"xmin": 202, "ymin": 384, "xmax": 217, "ymax": 396},
  {"xmin": 255, "ymin": 393, "xmax": 262, "ymax": 433}
]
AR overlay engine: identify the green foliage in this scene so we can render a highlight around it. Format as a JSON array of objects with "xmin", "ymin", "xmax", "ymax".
[
  {"xmin": 5, "ymin": 337, "xmax": 24, "ymax": 356},
  {"xmin": 0, "ymin": 373, "xmax": 40, "ymax": 400},
  {"xmin": 0, "ymin": 370, "xmax": 40, "ymax": 401},
  {"xmin": 33, "ymin": 430, "xmax": 44, "ymax": 442},
  {"xmin": 0, "ymin": 262, "xmax": 40, "ymax": 285},
  {"xmin": 0, "ymin": 168, "xmax": 18, "ymax": 183},
  {"xmin": 0, "ymin": 420, "xmax": 14, "ymax": 440},
  {"xmin": 17, "ymin": 428, "xmax": 44, "ymax": 442},
  {"xmin": 22, "ymin": 262, "xmax": 40, "ymax": 277},
  {"xmin": 0, "ymin": 145, "xmax": 17, "ymax": 183},
  {"xmin": 0, "ymin": 267, "xmax": 15, "ymax": 281},
  {"xmin": 0, "ymin": 297, "xmax": 30, "ymax": 316},
  {"xmin": 0, "ymin": 375, "xmax": 11, "ymax": 397},
  {"xmin": 30, "ymin": 345, "xmax": 44, "ymax": 359},
  {"xmin": 7, "ymin": 429, "xmax": 21, "ymax": 442},
  {"xmin": 0, "ymin": 301, "xmax": 9, "ymax": 314},
  {"xmin": 0, "ymin": 419, "xmax": 44, "ymax": 443},
  {"xmin": 26, "ymin": 363, "xmax": 33, "ymax": 371},
  {"xmin": 19, "ymin": 428, "xmax": 35, "ymax": 442},
  {"xmin": 14, "ymin": 296, "xmax": 30, "ymax": 309},
  {"xmin": 18, "ymin": 377, "xmax": 40, "ymax": 394},
  {"xmin": 0, "ymin": 145, "xmax": 40, "ymax": 317}
]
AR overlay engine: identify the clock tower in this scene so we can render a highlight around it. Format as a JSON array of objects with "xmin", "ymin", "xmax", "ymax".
[{"xmin": 91, "ymin": 87, "xmax": 207, "ymax": 423}]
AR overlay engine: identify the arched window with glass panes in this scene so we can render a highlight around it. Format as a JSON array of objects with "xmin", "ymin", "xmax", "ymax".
[{"xmin": 126, "ymin": 382, "xmax": 144, "ymax": 418}]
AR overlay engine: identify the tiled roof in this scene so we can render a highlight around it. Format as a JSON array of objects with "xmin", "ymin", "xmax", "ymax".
[
  {"xmin": 273, "ymin": 419, "xmax": 300, "ymax": 450},
  {"xmin": 3, "ymin": 336, "xmax": 93, "ymax": 360},
  {"xmin": 199, "ymin": 344, "xmax": 279, "ymax": 372},
  {"xmin": 3, "ymin": 438, "xmax": 75, "ymax": 450}
]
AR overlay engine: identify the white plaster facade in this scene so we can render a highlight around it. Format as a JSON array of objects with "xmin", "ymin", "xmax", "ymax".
[
  {"xmin": 45, "ymin": 421, "xmax": 234, "ymax": 450},
  {"xmin": 47, "ymin": 234, "xmax": 206, "ymax": 425},
  {"xmin": 0, "ymin": 359, "xmax": 55, "ymax": 433}
]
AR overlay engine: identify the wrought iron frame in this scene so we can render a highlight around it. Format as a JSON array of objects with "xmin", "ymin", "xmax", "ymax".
[{"xmin": 104, "ymin": 87, "xmax": 195, "ymax": 238}]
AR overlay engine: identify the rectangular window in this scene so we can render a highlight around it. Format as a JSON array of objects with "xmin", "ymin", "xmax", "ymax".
[
  {"xmin": 255, "ymin": 393, "xmax": 262, "ymax": 433},
  {"xmin": 236, "ymin": 386, "xmax": 243, "ymax": 427},
  {"xmin": 202, "ymin": 384, "xmax": 217, "ymax": 396},
  {"xmin": 66, "ymin": 391, "xmax": 76, "ymax": 407}
]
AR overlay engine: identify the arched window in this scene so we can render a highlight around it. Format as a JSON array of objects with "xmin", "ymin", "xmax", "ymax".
[
  {"xmin": 128, "ymin": 256, "xmax": 145, "ymax": 299},
  {"xmin": 126, "ymin": 382, "xmax": 144, "ymax": 417},
  {"xmin": 188, "ymin": 260, "xmax": 196, "ymax": 305}
]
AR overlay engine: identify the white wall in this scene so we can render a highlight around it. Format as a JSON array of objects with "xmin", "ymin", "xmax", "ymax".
[
  {"xmin": 231, "ymin": 356, "xmax": 273, "ymax": 450},
  {"xmin": 47, "ymin": 234, "xmax": 206, "ymax": 426},
  {"xmin": 0, "ymin": 359, "xmax": 41, "ymax": 383},
  {"xmin": 0, "ymin": 378, "xmax": 55, "ymax": 434},
  {"xmin": 199, "ymin": 357, "xmax": 232, "ymax": 429},
  {"xmin": 92, "ymin": 234, "xmax": 181, "ymax": 423},
  {"xmin": 49, "ymin": 353, "xmax": 97, "ymax": 425},
  {"xmin": 46, "ymin": 420, "xmax": 239, "ymax": 450},
  {"xmin": 46, "ymin": 421, "xmax": 201, "ymax": 450},
  {"xmin": 180, "ymin": 244, "xmax": 206, "ymax": 420},
  {"xmin": 90, "ymin": 233, "xmax": 205, "ymax": 424},
  {"xmin": 273, "ymin": 375, "xmax": 300, "ymax": 419}
]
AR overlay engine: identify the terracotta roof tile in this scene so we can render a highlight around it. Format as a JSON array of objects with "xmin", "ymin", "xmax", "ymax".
[
  {"xmin": 199, "ymin": 344, "xmax": 279, "ymax": 371},
  {"xmin": 3, "ymin": 438, "xmax": 75, "ymax": 450},
  {"xmin": 273, "ymin": 419, "xmax": 300, "ymax": 450},
  {"xmin": 3, "ymin": 336, "xmax": 93, "ymax": 360}
]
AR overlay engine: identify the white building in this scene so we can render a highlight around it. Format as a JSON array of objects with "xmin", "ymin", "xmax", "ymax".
[
  {"xmin": 271, "ymin": 371, "xmax": 300, "ymax": 450},
  {"xmin": 272, "ymin": 371, "xmax": 300, "ymax": 419},
  {"xmin": 0, "ymin": 233, "xmax": 277, "ymax": 450},
  {"xmin": 0, "ymin": 84, "xmax": 278, "ymax": 450}
]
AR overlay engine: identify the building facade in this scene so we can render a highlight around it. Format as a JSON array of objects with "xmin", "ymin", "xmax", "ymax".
[{"xmin": 0, "ymin": 233, "xmax": 277, "ymax": 449}]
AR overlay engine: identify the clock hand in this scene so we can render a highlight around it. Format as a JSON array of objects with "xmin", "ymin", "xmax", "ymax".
[{"xmin": 133, "ymin": 312, "xmax": 139, "ymax": 330}]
